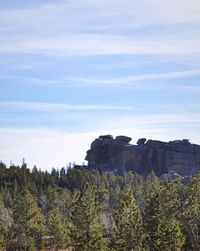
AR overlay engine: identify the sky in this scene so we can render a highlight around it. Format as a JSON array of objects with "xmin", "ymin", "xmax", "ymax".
[{"xmin": 0, "ymin": 0, "xmax": 200, "ymax": 170}]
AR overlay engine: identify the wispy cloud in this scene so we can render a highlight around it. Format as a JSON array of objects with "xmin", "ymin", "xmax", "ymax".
[
  {"xmin": 1, "ymin": 0, "xmax": 200, "ymax": 33},
  {"xmin": 67, "ymin": 69, "xmax": 200, "ymax": 87},
  {"xmin": 0, "ymin": 101, "xmax": 134, "ymax": 112},
  {"xmin": 1, "ymin": 69, "xmax": 200, "ymax": 89},
  {"xmin": 0, "ymin": 35, "xmax": 200, "ymax": 57},
  {"xmin": 108, "ymin": 113, "xmax": 200, "ymax": 129},
  {"xmin": 0, "ymin": 0, "xmax": 200, "ymax": 169},
  {"xmin": 0, "ymin": 0, "xmax": 200, "ymax": 57},
  {"xmin": 143, "ymin": 0, "xmax": 200, "ymax": 24},
  {"xmin": 0, "ymin": 76, "xmax": 59, "ymax": 86}
]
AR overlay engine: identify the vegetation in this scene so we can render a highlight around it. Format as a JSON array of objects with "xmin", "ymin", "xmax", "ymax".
[{"xmin": 0, "ymin": 161, "xmax": 200, "ymax": 250}]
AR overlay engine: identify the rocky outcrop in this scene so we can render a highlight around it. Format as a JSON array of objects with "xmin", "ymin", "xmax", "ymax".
[
  {"xmin": 116, "ymin": 135, "xmax": 132, "ymax": 143},
  {"xmin": 85, "ymin": 135, "xmax": 200, "ymax": 177}
]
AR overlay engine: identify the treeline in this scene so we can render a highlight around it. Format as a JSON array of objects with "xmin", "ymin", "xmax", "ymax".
[{"xmin": 0, "ymin": 162, "xmax": 200, "ymax": 250}]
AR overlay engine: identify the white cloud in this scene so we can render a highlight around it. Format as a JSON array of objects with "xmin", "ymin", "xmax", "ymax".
[
  {"xmin": 108, "ymin": 114, "xmax": 200, "ymax": 129},
  {"xmin": 1, "ymin": 0, "xmax": 200, "ymax": 33},
  {"xmin": 0, "ymin": 76, "xmax": 59, "ymax": 86},
  {"xmin": 1, "ymin": 112, "xmax": 200, "ymax": 170},
  {"xmin": 2, "ymin": 68, "xmax": 200, "ymax": 88},
  {"xmin": 0, "ymin": 0, "xmax": 199, "ymax": 170},
  {"xmin": 0, "ymin": 101, "xmax": 134, "ymax": 112},
  {"xmin": 0, "ymin": 0, "xmax": 200, "ymax": 57},
  {"xmin": 67, "ymin": 69, "xmax": 200, "ymax": 87},
  {"xmin": 143, "ymin": 0, "xmax": 200, "ymax": 24},
  {"xmin": 0, "ymin": 35, "xmax": 200, "ymax": 57}
]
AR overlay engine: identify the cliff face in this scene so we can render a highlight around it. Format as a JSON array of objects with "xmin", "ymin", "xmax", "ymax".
[{"xmin": 85, "ymin": 135, "xmax": 200, "ymax": 177}]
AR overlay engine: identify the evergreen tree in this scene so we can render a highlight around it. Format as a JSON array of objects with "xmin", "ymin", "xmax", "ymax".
[
  {"xmin": 0, "ymin": 194, "xmax": 6, "ymax": 247},
  {"xmin": 155, "ymin": 185, "xmax": 185, "ymax": 251},
  {"xmin": 11, "ymin": 187, "xmax": 44, "ymax": 250},
  {"xmin": 111, "ymin": 186, "xmax": 144, "ymax": 251},
  {"xmin": 143, "ymin": 181, "xmax": 185, "ymax": 251},
  {"xmin": 71, "ymin": 186, "xmax": 107, "ymax": 251},
  {"xmin": 1, "ymin": 162, "xmax": 200, "ymax": 250},
  {"xmin": 47, "ymin": 207, "xmax": 70, "ymax": 248},
  {"xmin": 173, "ymin": 174, "xmax": 200, "ymax": 250}
]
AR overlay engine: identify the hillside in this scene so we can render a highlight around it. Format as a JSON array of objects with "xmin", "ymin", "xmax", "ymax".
[{"xmin": 0, "ymin": 162, "xmax": 200, "ymax": 250}]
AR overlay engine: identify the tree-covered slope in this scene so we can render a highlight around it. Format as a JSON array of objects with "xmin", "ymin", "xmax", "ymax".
[{"xmin": 0, "ymin": 162, "xmax": 200, "ymax": 250}]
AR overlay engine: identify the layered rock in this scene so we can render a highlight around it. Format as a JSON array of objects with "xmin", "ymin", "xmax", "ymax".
[{"xmin": 85, "ymin": 135, "xmax": 200, "ymax": 176}]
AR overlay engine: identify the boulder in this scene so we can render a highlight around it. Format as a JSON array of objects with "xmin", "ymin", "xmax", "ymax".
[
  {"xmin": 137, "ymin": 138, "xmax": 146, "ymax": 145},
  {"xmin": 115, "ymin": 135, "xmax": 132, "ymax": 143},
  {"xmin": 99, "ymin": 135, "xmax": 114, "ymax": 140}
]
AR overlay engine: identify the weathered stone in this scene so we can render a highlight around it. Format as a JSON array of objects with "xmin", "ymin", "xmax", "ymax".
[
  {"xmin": 167, "ymin": 170, "xmax": 181, "ymax": 180},
  {"xmin": 104, "ymin": 138, "xmax": 118, "ymax": 145},
  {"xmin": 193, "ymin": 144, "xmax": 200, "ymax": 164},
  {"xmin": 99, "ymin": 135, "xmax": 114, "ymax": 140},
  {"xmin": 115, "ymin": 135, "xmax": 132, "ymax": 143},
  {"xmin": 85, "ymin": 136, "xmax": 200, "ymax": 177},
  {"xmin": 146, "ymin": 140, "xmax": 167, "ymax": 148},
  {"xmin": 91, "ymin": 138, "xmax": 103, "ymax": 148},
  {"xmin": 137, "ymin": 138, "xmax": 146, "ymax": 145},
  {"xmin": 168, "ymin": 140, "xmax": 193, "ymax": 153}
]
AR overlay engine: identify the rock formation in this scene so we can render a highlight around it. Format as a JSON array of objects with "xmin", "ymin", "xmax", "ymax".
[{"xmin": 85, "ymin": 135, "xmax": 200, "ymax": 177}]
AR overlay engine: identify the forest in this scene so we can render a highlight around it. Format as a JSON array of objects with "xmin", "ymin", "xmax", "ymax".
[{"xmin": 0, "ymin": 162, "xmax": 200, "ymax": 251}]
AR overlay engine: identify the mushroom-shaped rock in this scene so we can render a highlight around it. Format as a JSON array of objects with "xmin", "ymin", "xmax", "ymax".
[
  {"xmin": 99, "ymin": 135, "xmax": 114, "ymax": 140},
  {"xmin": 137, "ymin": 138, "xmax": 146, "ymax": 145},
  {"xmin": 115, "ymin": 135, "xmax": 132, "ymax": 143}
]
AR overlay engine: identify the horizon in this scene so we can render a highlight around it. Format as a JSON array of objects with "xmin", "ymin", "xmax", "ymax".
[
  {"xmin": 1, "ymin": 135, "xmax": 199, "ymax": 171},
  {"xmin": 0, "ymin": 0, "xmax": 200, "ymax": 171}
]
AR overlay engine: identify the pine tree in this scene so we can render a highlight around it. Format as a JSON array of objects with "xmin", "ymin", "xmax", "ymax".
[
  {"xmin": 143, "ymin": 181, "xmax": 185, "ymax": 251},
  {"xmin": 175, "ymin": 174, "xmax": 200, "ymax": 250},
  {"xmin": 12, "ymin": 187, "xmax": 44, "ymax": 250},
  {"xmin": 111, "ymin": 186, "xmax": 144, "ymax": 251},
  {"xmin": 0, "ymin": 194, "xmax": 6, "ymax": 248},
  {"xmin": 29, "ymin": 237, "xmax": 37, "ymax": 251},
  {"xmin": 47, "ymin": 207, "xmax": 70, "ymax": 249},
  {"xmin": 71, "ymin": 186, "xmax": 107, "ymax": 251}
]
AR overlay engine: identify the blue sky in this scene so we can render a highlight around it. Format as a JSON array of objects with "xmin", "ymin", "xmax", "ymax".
[{"xmin": 0, "ymin": 0, "xmax": 200, "ymax": 170}]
